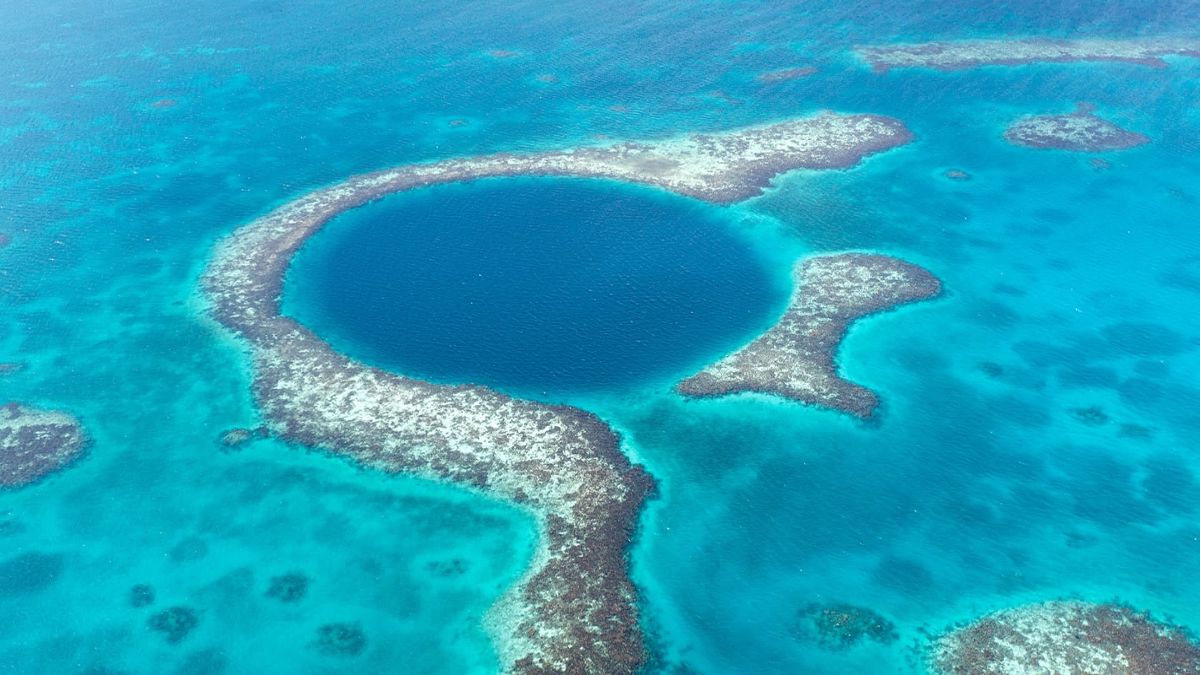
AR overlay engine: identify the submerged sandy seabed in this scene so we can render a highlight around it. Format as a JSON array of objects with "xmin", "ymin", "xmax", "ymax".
[{"xmin": 202, "ymin": 112, "xmax": 933, "ymax": 673}]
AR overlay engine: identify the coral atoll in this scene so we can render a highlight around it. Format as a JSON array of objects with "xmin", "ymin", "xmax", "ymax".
[
  {"xmin": 0, "ymin": 403, "xmax": 86, "ymax": 489},
  {"xmin": 857, "ymin": 37, "xmax": 1200, "ymax": 72},
  {"xmin": 929, "ymin": 601, "xmax": 1200, "ymax": 674},
  {"xmin": 1005, "ymin": 104, "xmax": 1149, "ymax": 152},
  {"xmin": 678, "ymin": 253, "xmax": 941, "ymax": 417},
  {"xmin": 202, "ymin": 113, "xmax": 914, "ymax": 673}
]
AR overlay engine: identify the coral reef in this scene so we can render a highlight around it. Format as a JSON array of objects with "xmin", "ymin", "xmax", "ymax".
[
  {"xmin": 265, "ymin": 572, "xmax": 309, "ymax": 603},
  {"xmin": 678, "ymin": 253, "xmax": 940, "ymax": 417},
  {"xmin": 217, "ymin": 426, "xmax": 267, "ymax": 450},
  {"xmin": 314, "ymin": 622, "xmax": 367, "ymax": 656},
  {"xmin": 202, "ymin": 113, "xmax": 913, "ymax": 673},
  {"xmin": 757, "ymin": 66, "xmax": 817, "ymax": 82},
  {"xmin": 147, "ymin": 606, "xmax": 200, "ymax": 644},
  {"xmin": 929, "ymin": 601, "xmax": 1200, "ymax": 674},
  {"xmin": 857, "ymin": 37, "xmax": 1200, "ymax": 72},
  {"xmin": 0, "ymin": 403, "xmax": 87, "ymax": 489},
  {"xmin": 795, "ymin": 602, "xmax": 897, "ymax": 650},
  {"xmin": 1005, "ymin": 104, "xmax": 1149, "ymax": 152}
]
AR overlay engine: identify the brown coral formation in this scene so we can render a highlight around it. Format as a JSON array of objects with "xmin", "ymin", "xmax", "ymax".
[
  {"xmin": 677, "ymin": 253, "xmax": 940, "ymax": 417},
  {"xmin": 930, "ymin": 601, "xmax": 1200, "ymax": 674},
  {"xmin": 0, "ymin": 403, "xmax": 86, "ymax": 489},
  {"xmin": 857, "ymin": 37, "xmax": 1200, "ymax": 72},
  {"xmin": 757, "ymin": 66, "xmax": 817, "ymax": 83},
  {"xmin": 202, "ymin": 113, "xmax": 913, "ymax": 673},
  {"xmin": 1004, "ymin": 104, "xmax": 1149, "ymax": 152},
  {"xmin": 795, "ymin": 602, "xmax": 897, "ymax": 651}
]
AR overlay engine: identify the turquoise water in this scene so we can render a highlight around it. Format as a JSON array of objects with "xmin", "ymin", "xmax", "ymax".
[{"xmin": 3, "ymin": 0, "xmax": 1200, "ymax": 673}]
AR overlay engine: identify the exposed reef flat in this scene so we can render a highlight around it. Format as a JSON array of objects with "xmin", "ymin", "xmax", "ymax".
[
  {"xmin": 202, "ymin": 113, "xmax": 912, "ymax": 674},
  {"xmin": 0, "ymin": 403, "xmax": 86, "ymax": 489},
  {"xmin": 677, "ymin": 253, "xmax": 940, "ymax": 417},
  {"xmin": 857, "ymin": 37, "xmax": 1200, "ymax": 72},
  {"xmin": 1005, "ymin": 104, "xmax": 1149, "ymax": 152},
  {"xmin": 930, "ymin": 601, "xmax": 1200, "ymax": 674}
]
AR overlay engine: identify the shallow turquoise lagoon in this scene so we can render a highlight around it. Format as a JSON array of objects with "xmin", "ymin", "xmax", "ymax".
[{"xmin": 2, "ymin": 0, "xmax": 1200, "ymax": 673}]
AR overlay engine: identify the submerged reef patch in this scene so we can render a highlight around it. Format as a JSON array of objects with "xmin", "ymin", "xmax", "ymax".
[
  {"xmin": 129, "ymin": 583, "xmax": 156, "ymax": 608},
  {"xmin": 218, "ymin": 426, "xmax": 267, "ymax": 450},
  {"xmin": 757, "ymin": 66, "xmax": 817, "ymax": 83},
  {"xmin": 856, "ymin": 37, "xmax": 1200, "ymax": 72},
  {"xmin": 265, "ymin": 572, "xmax": 308, "ymax": 603},
  {"xmin": 929, "ymin": 601, "xmax": 1200, "ymax": 674},
  {"xmin": 677, "ymin": 253, "xmax": 940, "ymax": 417},
  {"xmin": 0, "ymin": 402, "xmax": 87, "ymax": 489},
  {"xmin": 202, "ymin": 113, "xmax": 913, "ymax": 673},
  {"xmin": 1068, "ymin": 405, "xmax": 1110, "ymax": 426},
  {"xmin": 147, "ymin": 606, "xmax": 201, "ymax": 644},
  {"xmin": 794, "ymin": 602, "xmax": 897, "ymax": 650},
  {"xmin": 314, "ymin": 622, "xmax": 367, "ymax": 656},
  {"xmin": 1004, "ymin": 104, "xmax": 1149, "ymax": 152}
]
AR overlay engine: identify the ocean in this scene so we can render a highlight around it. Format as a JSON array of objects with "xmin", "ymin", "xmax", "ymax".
[{"xmin": 2, "ymin": 0, "xmax": 1199, "ymax": 672}]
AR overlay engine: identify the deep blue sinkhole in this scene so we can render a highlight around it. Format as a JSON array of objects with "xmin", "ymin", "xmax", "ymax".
[{"xmin": 284, "ymin": 177, "xmax": 783, "ymax": 397}]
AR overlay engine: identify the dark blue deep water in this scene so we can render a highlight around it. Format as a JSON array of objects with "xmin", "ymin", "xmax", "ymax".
[
  {"xmin": 2, "ymin": 0, "xmax": 1200, "ymax": 673},
  {"xmin": 286, "ymin": 178, "xmax": 786, "ymax": 397}
]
